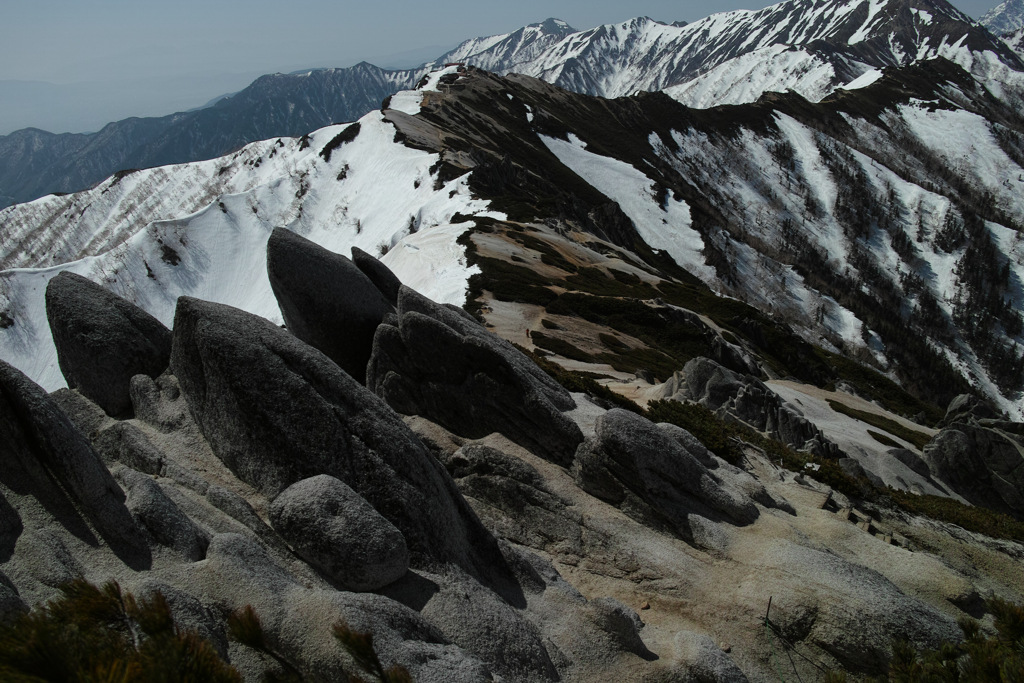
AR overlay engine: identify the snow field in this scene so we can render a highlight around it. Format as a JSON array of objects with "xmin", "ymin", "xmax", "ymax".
[{"xmin": 539, "ymin": 133, "xmax": 716, "ymax": 283}]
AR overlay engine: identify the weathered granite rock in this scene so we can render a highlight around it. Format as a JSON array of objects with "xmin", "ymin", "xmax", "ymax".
[
  {"xmin": 386, "ymin": 567, "xmax": 560, "ymax": 683},
  {"xmin": 0, "ymin": 359, "xmax": 147, "ymax": 565},
  {"xmin": 169, "ymin": 296, "xmax": 504, "ymax": 579},
  {"xmin": 129, "ymin": 373, "xmax": 187, "ymax": 433},
  {"xmin": 93, "ymin": 421, "xmax": 165, "ymax": 474},
  {"xmin": 196, "ymin": 533, "xmax": 494, "ymax": 683},
  {"xmin": 0, "ymin": 491, "xmax": 21, "ymax": 563},
  {"xmin": 890, "ymin": 448, "xmax": 931, "ymax": 478},
  {"xmin": 267, "ymin": 228, "xmax": 394, "ymax": 383},
  {"xmin": 924, "ymin": 421, "xmax": 1024, "ymax": 518},
  {"xmin": 270, "ymin": 475, "xmax": 409, "ymax": 590},
  {"xmin": 45, "ymin": 271, "xmax": 171, "ymax": 417},
  {"xmin": 753, "ymin": 540, "xmax": 963, "ymax": 673},
  {"xmin": 205, "ymin": 485, "xmax": 281, "ymax": 548},
  {"xmin": 661, "ymin": 357, "xmax": 843, "ymax": 460},
  {"xmin": 586, "ymin": 597, "xmax": 648, "ymax": 658},
  {"xmin": 116, "ymin": 468, "xmax": 209, "ymax": 561},
  {"xmin": 673, "ymin": 632, "xmax": 748, "ymax": 683},
  {"xmin": 442, "ymin": 444, "xmax": 583, "ymax": 556},
  {"xmin": 942, "ymin": 393, "xmax": 999, "ymax": 426},
  {"xmin": 573, "ymin": 409, "xmax": 758, "ymax": 540},
  {"xmin": 367, "ymin": 286, "xmax": 582, "ymax": 465},
  {"xmin": 0, "ymin": 571, "xmax": 27, "ymax": 624},
  {"xmin": 352, "ymin": 245, "xmax": 403, "ymax": 306}
]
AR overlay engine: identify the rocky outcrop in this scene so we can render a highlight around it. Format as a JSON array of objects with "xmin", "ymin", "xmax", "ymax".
[
  {"xmin": 440, "ymin": 443, "xmax": 584, "ymax": 556},
  {"xmin": 673, "ymin": 632, "xmax": 748, "ymax": 683},
  {"xmin": 45, "ymin": 271, "xmax": 172, "ymax": 417},
  {"xmin": 0, "ymin": 571, "xmax": 27, "ymax": 624},
  {"xmin": 573, "ymin": 409, "xmax": 759, "ymax": 540},
  {"xmin": 266, "ymin": 228, "xmax": 394, "ymax": 384},
  {"xmin": 661, "ymin": 357, "xmax": 842, "ymax": 460},
  {"xmin": 367, "ymin": 286, "xmax": 583, "ymax": 465},
  {"xmin": 924, "ymin": 420, "xmax": 1024, "ymax": 518},
  {"xmin": 0, "ymin": 359, "xmax": 147, "ymax": 565},
  {"xmin": 169, "ymin": 296, "xmax": 504, "ymax": 579},
  {"xmin": 116, "ymin": 467, "xmax": 209, "ymax": 561},
  {"xmin": 269, "ymin": 475, "xmax": 409, "ymax": 591},
  {"xmin": 941, "ymin": 393, "xmax": 999, "ymax": 426},
  {"xmin": 352, "ymin": 245, "xmax": 403, "ymax": 306}
]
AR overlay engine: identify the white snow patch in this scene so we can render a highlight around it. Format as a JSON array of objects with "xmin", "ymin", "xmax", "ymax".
[
  {"xmin": 386, "ymin": 65, "xmax": 461, "ymax": 115},
  {"xmin": 849, "ymin": 0, "xmax": 888, "ymax": 44},
  {"xmin": 539, "ymin": 133, "xmax": 714, "ymax": 283},
  {"xmin": 382, "ymin": 223, "xmax": 480, "ymax": 306},
  {"xmin": 841, "ymin": 68, "xmax": 883, "ymax": 90}
]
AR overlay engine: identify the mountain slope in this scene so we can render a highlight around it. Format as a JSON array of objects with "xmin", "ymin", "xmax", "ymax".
[
  {"xmin": 4, "ymin": 59, "xmax": 1024, "ymax": 426},
  {"xmin": 983, "ymin": 0, "xmax": 1024, "ymax": 34},
  {"xmin": 434, "ymin": 0, "xmax": 1021, "ymax": 104}
]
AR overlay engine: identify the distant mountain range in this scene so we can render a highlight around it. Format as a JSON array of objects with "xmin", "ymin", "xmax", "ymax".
[
  {"xmin": 982, "ymin": 0, "xmax": 1024, "ymax": 34},
  {"xmin": 0, "ymin": 0, "xmax": 1019, "ymax": 209}
]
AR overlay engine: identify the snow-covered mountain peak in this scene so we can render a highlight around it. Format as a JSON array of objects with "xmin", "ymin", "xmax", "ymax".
[
  {"xmin": 982, "ymin": 0, "xmax": 1024, "ymax": 35},
  {"xmin": 422, "ymin": 0, "xmax": 1019, "ymax": 109}
]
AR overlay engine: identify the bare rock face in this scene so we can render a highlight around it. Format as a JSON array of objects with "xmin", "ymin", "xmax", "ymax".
[
  {"xmin": 266, "ymin": 228, "xmax": 394, "ymax": 384},
  {"xmin": 269, "ymin": 475, "xmax": 409, "ymax": 591},
  {"xmin": 573, "ymin": 409, "xmax": 758, "ymax": 540},
  {"xmin": 673, "ymin": 632, "xmax": 748, "ymax": 683},
  {"xmin": 352, "ymin": 245, "xmax": 403, "ymax": 306},
  {"xmin": 0, "ymin": 359, "xmax": 148, "ymax": 566},
  {"xmin": 367, "ymin": 286, "xmax": 583, "ymax": 466},
  {"xmin": 45, "ymin": 271, "xmax": 171, "ymax": 417},
  {"xmin": 924, "ymin": 420, "xmax": 1024, "ymax": 518},
  {"xmin": 663, "ymin": 357, "xmax": 842, "ymax": 460},
  {"xmin": 169, "ymin": 296, "xmax": 504, "ymax": 579}
]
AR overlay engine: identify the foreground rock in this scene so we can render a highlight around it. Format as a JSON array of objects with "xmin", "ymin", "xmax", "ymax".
[
  {"xmin": 45, "ymin": 271, "xmax": 171, "ymax": 417},
  {"xmin": 662, "ymin": 357, "xmax": 842, "ymax": 460},
  {"xmin": 267, "ymin": 228, "xmax": 394, "ymax": 384},
  {"xmin": 0, "ymin": 359, "xmax": 147, "ymax": 565},
  {"xmin": 367, "ymin": 286, "xmax": 583, "ymax": 465},
  {"xmin": 169, "ymin": 296, "xmax": 504, "ymax": 580},
  {"xmin": 573, "ymin": 409, "xmax": 759, "ymax": 541},
  {"xmin": 269, "ymin": 475, "xmax": 409, "ymax": 591}
]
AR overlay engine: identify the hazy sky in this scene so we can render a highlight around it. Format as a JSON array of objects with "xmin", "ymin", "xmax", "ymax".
[{"xmin": 0, "ymin": 0, "xmax": 1002, "ymax": 134}]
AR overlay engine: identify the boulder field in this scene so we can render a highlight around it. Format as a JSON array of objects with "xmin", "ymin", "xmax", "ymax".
[{"xmin": 0, "ymin": 235, "xmax": 1020, "ymax": 681}]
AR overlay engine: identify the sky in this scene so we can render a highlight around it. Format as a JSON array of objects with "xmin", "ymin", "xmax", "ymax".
[{"xmin": 0, "ymin": 0, "xmax": 1002, "ymax": 134}]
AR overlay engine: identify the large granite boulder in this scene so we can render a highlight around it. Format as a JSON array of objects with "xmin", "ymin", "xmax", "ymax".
[
  {"xmin": 266, "ymin": 228, "xmax": 394, "ymax": 384},
  {"xmin": 169, "ymin": 296, "xmax": 504, "ymax": 579},
  {"xmin": 0, "ymin": 359, "xmax": 147, "ymax": 565},
  {"xmin": 352, "ymin": 245, "xmax": 403, "ymax": 306},
  {"xmin": 924, "ymin": 420, "xmax": 1024, "ymax": 518},
  {"xmin": 269, "ymin": 475, "xmax": 409, "ymax": 591},
  {"xmin": 367, "ymin": 286, "xmax": 582, "ymax": 466},
  {"xmin": 661, "ymin": 357, "xmax": 842, "ymax": 460},
  {"xmin": 45, "ymin": 271, "xmax": 172, "ymax": 417},
  {"xmin": 573, "ymin": 409, "xmax": 758, "ymax": 541}
]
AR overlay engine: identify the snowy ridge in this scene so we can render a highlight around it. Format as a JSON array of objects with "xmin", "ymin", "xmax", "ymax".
[
  {"xmin": 664, "ymin": 46, "xmax": 859, "ymax": 107},
  {"xmin": 424, "ymin": 0, "xmax": 1020, "ymax": 108},
  {"xmin": 0, "ymin": 81, "xmax": 501, "ymax": 391},
  {"xmin": 982, "ymin": 0, "xmax": 1024, "ymax": 36},
  {"xmin": 1005, "ymin": 27, "xmax": 1024, "ymax": 59}
]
